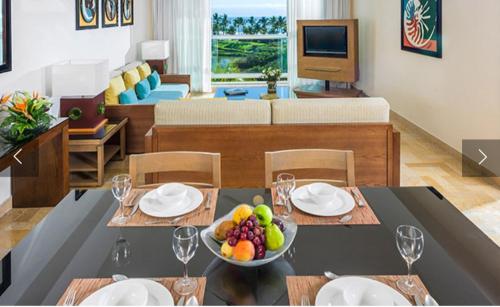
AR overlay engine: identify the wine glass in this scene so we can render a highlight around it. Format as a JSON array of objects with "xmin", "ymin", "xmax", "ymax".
[
  {"xmin": 172, "ymin": 226, "xmax": 199, "ymax": 295},
  {"xmin": 111, "ymin": 174, "xmax": 132, "ymax": 225},
  {"xmin": 277, "ymin": 173, "xmax": 296, "ymax": 219},
  {"xmin": 396, "ymin": 225, "xmax": 424, "ymax": 295}
]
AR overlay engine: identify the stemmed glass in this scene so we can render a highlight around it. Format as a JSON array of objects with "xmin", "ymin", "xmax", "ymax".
[
  {"xmin": 172, "ymin": 226, "xmax": 199, "ymax": 295},
  {"xmin": 277, "ymin": 173, "xmax": 296, "ymax": 219},
  {"xmin": 111, "ymin": 174, "xmax": 132, "ymax": 225},
  {"xmin": 396, "ymin": 225, "xmax": 424, "ymax": 295}
]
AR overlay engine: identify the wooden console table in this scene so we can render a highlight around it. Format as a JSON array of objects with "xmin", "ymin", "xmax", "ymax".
[
  {"xmin": 0, "ymin": 118, "xmax": 69, "ymax": 208},
  {"xmin": 69, "ymin": 118, "xmax": 128, "ymax": 187},
  {"xmin": 294, "ymin": 85, "xmax": 365, "ymax": 98}
]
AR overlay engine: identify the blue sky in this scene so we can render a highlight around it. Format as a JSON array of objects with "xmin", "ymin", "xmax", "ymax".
[{"xmin": 212, "ymin": 0, "xmax": 287, "ymax": 17}]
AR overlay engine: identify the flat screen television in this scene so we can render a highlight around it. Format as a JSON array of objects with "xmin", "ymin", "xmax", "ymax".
[{"xmin": 303, "ymin": 26, "xmax": 348, "ymax": 58}]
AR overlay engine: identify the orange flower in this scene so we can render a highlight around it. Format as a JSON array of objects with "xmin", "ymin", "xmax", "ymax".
[{"xmin": 1, "ymin": 94, "xmax": 11, "ymax": 104}]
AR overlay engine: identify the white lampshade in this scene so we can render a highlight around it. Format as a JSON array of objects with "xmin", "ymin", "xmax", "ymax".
[
  {"xmin": 142, "ymin": 40, "xmax": 170, "ymax": 60},
  {"xmin": 51, "ymin": 59, "xmax": 109, "ymax": 97}
]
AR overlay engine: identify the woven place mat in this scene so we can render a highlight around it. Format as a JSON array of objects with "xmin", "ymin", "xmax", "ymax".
[
  {"xmin": 271, "ymin": 187, "xmax": 380, "ymax": 225},
  {"xmin": 287, "ymin": 275, "xmax": 429, "ymax": 306},
  {"xmin": 108, "ymin": 188, "xmax": 218, "ymax": 227},
  {"xmin": 57, "ymin": 277, "xmax": 206, "ymax": 306}
]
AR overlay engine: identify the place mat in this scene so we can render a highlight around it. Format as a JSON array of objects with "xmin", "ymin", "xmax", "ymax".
[
  {"xmin": 271, "ymin": 187, "xmax": 380, "ymax": 225},
  {"xmin": 108, "ymin": 188, "xmax": 218, "ymax": 227},
  {"xmin": 57, "ymin": 277, "xmax": 206, "ymax": 306},
  {"xmin": 287, "ymin": 275, "xmax": 429, "ymax": 306}
]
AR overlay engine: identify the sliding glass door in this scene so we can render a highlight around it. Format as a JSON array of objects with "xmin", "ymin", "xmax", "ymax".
[{"xmin": 211, "ymin": 0, "xmax": 288, "ymax": 83}]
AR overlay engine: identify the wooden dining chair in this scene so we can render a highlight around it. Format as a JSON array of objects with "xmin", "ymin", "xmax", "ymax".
[
  {"xmin": 129, "ymin": 151, "xmax": 221, "ymax": 189},
  {"xmin": 264, "ymin": 149, "xmax": 355, "ymax": 188}
]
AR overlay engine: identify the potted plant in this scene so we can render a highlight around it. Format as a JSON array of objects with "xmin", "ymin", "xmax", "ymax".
[
  {"xmin": 0, "ymin": 91, "xmax": 55, "ymax": 144},
  {"xmin": 262, "ymin": 67, "xmax": 281, "ymax": 94}
]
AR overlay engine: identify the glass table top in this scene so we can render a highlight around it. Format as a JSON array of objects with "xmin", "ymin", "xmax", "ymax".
[
  {"xmin": 0, "ymin": 187, "xmax": 499, "ymax": 305},
  {"xmin": 214, "ymin": 86, "xmax": 290, "ymax": 100}
]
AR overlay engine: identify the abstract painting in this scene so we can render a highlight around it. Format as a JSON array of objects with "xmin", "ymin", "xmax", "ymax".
[
  {"xmin": 102, "ymin": 0, "xmax": 118, "ymax": 27},
  {"xmin": 401, "ymin": 0, "xmax": 442, "ymax": 58},
  {"xmin": 120, "ymin": 0, "xmax": 134, "ymax": 26},
  {"xmin": 0, "ymin": 0, "xmax": 11, "ymax": 73},
  {"xmin": 76, "ymin": 0, "xmax": 99, "ymax": 30}
]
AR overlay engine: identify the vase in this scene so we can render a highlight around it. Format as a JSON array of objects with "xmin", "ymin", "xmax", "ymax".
[
  {"xmin": 0, "ymin": 122, "xmax": 51, "ymax": 144},
  {"xmin": 267, "ymin": 80, "xmax": 277, "ymax": 94}
]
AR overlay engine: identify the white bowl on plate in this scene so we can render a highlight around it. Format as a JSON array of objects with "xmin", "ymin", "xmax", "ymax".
[
  {"xmin": 98, "ymin": 281, "xmax": 149, "ymax": 306},
  {"xmin": 307, "ymin": 183, "xmax": 339, "ymax": 206},
  {"xmin": 156, "ymin": 183, "xmax": 188, "ymax": 204}
]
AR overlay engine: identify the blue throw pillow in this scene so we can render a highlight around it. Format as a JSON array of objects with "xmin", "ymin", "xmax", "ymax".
[
  {"xmin": 136, "ymin": 79, "xmax": 151, "ymax": 100},
  {"xmin": 119, "ymin": 89, "xmax": 138, "ymax": 104},
  {"xmin": 147, "ymin": 71, "xmax": 161, "ymax": 90}
]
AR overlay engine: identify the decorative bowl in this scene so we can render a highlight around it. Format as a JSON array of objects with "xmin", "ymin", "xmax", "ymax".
[
  {"xmin": 201, "ymin": 206, "xmax": 298, "ymax": 267},
  {"xmin": 0, "ymin": 123, "xmax": 50, "ymax": 144}
]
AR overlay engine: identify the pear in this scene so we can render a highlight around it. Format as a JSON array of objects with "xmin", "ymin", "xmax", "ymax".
[{"xmin": 264, "ymin": 223, "xmax": 285, "ymax": 251}]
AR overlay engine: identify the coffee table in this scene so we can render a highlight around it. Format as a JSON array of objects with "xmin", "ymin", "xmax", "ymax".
[{"xmin": 214, "ymin": 86, "xmax": 290, "ymax": 100}]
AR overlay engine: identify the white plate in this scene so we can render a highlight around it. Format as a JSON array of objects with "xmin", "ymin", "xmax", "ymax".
[
  {"xmin": 139, "ymin": 185, "xmax": 203, "ymax": 218},
  {"xmin": 80, "ymin": 279, "xmax": 174, "ymax": 306},
  {"xmin": 291, "ymin": 184, "xmax": 355, "ymax": 217},
  {"xmin": 200, "ymin": 206, "xmax": 298, "ymax": 267},
  {"xmin": 315, "ymin": 276, "xmax": 411, "ymax": 306}
]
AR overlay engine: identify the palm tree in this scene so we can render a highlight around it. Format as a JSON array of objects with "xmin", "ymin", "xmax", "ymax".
[
  {"xmin": 247, "ymin": 16, "xmax": 257, "ymax": 34},
  {"xmin": 220, "ymin": 14, "xmax": 229, "ymax": 34},
  {"xmin": 258, "ymin": 17, "xmax": 269, "ymax": 34},
  {"xmin": 227, "ymin": 25, "xmax": 237, "ymax": 35},
  {"xmin": 277, "ymin": 16, "xmax": 287, "ymax": 34},
  {"xmin": 269, "ymin": 16, "xmax": 279, "ymax": 34},
  {"xmin": 212, "ymin": 13, "xmax": 221, "ymax": 35},
  {"xmin": 233, "ymin": 17, "xmax": 245, "ymax": 34}
]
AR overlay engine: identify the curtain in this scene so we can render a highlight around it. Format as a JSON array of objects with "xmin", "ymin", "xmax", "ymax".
[
  {"xmin": 287, "ymin": 0, "xmax": 351, "ymax": 89},
  {"xmin": 152, "ymin": 0, "xmax": 212, "ymax": 93}
]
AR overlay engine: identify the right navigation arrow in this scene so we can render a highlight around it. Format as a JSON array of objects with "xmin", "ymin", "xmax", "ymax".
[{"xmin": 478, "ymin": 149, "xmax": 487, "ymax": 165}]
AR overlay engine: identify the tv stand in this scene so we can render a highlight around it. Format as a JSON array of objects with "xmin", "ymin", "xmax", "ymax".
[{"xmin": 294, "ymin": 84, "xmax": 364, "ymax": 99}]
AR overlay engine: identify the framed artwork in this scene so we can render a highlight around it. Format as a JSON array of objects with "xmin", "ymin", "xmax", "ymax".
[
  {"xmin": 102, "ymin": 0, "xmax": 118, "ymax": 27},
  {"xmin": 76, "ymin": 0, "xmax": 99, "ymax": 30},
  {"xmin": 120, "ymin": 0, "xmax": 134, "ymax": 26},
  {"xmin": 401, "ymin": 0, "xmax": 442, "ymax": 58},
  {"xmin": 0, "ymin": 0, "xmax": 12, "ymax": 74}
]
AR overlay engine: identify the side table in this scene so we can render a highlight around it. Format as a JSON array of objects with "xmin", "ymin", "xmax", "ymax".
[{"xmin": 69, "ymin": 118, "xmax": 128, "ymax": 187}]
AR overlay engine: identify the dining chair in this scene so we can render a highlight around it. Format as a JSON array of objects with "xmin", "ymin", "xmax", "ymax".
[
  {"xmin": 129, "ymin": 151, "xmax": 221, "ymax": 188},
  {"xmin": 264, "ymin": 149, "xmax": 355, "ymax": 188}
]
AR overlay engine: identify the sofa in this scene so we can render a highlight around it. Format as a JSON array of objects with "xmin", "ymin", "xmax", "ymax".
[
  {"xmin": 104, "ymin": 61, "xmax": 191, "ymax": 153},
  {"xmin": 145, "ymin": 97, "xmax": 400, "ymax": 188}
]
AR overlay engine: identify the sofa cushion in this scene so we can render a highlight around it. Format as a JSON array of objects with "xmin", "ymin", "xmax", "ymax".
[
  {"xmin": 105, "ymin": 76, "xmax": 127, "ymax": 105},
  {"xmin": 155, "ymin": 99, "xmax": 271, "ymax": 125},
  {"xmin": 138, "ymin": 63, "xmax": 152, "ymax": 80},
  {"xmin": 123, "ymin": 68, "xmax": 141, "ymax": 90},
  {"xmin": 272, "ymin": 98, "xmax": 390, "ymax": 124},
  {"xmin": 119, "ymin": 89, "xmax": 139, "ymax": 105},
  {"xmin": 147, "ymin": 71, "xmax": 161, "ymax": 90},
  {"xmin": 155, "ymin": 83, "xmax": 190, "ymax": 98},
  {"xmin": 136, "ymin": 79, "xmax": 152, "ymax": 100}
]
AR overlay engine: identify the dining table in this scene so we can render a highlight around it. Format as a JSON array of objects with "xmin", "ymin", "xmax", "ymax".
[{"xmin": 0, "ymin": 187, "xmax": 499, "ymax": 305}]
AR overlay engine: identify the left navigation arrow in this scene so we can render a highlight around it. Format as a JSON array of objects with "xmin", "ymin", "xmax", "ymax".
[{"xmin": 14, "ymin": 149, "xmax": 22, "ymax": 165}]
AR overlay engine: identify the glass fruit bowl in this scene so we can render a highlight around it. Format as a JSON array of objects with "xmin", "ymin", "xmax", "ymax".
[{"xmin": 200, "ymin": 205, "xmax": 298, "ymax": 267}]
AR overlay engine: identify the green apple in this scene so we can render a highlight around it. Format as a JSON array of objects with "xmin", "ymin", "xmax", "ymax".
[
  {"xmin": 253, "ymin": 204, "xmax": 273, "ymax": 226},
  {"xmin": 265, "ymin": 224, "xmax": 285, "ymax": 251}
]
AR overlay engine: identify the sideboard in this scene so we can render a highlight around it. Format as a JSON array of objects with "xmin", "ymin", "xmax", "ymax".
[{"xmin": 0, "ymin": 118, "xmax": 69, "ymax": 208}]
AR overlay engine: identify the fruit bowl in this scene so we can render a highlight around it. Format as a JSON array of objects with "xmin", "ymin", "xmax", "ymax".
[{"xmin": 201, "ymin": 205, "xmax": 298, "ymax": 267}]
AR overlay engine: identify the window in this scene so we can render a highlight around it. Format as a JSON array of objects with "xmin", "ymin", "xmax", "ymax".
[{"xmin": 211, "ymin": 0, "xmax": 288, "ymax": 82}]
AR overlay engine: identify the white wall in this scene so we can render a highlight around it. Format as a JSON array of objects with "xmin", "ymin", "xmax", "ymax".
[
  {"xmin": 0, "ymin": 0, "xmax": 152, "ymax": 206},
  {"xmin": 353, "ymin": 0, "xmax": 500, "ymax": 151}
]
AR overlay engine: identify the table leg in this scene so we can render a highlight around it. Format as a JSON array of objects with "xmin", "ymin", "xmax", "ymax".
[
  {"xmin": 97, "ymin": 146, "xmax": 104, "ymax": 186},
  {"xmin": 119, "ymin": 126, "xmax": 126, "ymax": 160}
]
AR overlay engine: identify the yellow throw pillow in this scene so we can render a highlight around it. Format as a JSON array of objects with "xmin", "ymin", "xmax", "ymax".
[
  {"xmin": 105, "ymin": 76, "xmax": 127, "ymax": 105},
  {"xmin": 137, "ymin": 63, "xmax": 152, "ymax": 80},
  {"xmin": 123, "ymin": 68, "xmax": 141, "ymax": 90}
]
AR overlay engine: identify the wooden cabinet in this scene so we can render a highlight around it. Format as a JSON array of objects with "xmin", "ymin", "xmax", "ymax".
[{"xmin": 0, "ymin": 119, "xmax": 70, "ymax": 208}]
